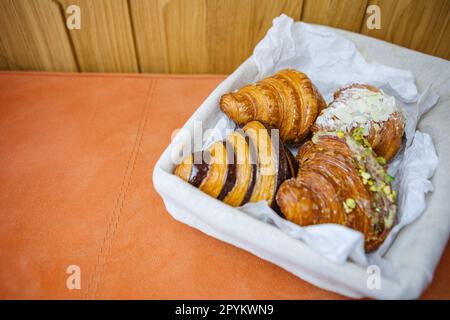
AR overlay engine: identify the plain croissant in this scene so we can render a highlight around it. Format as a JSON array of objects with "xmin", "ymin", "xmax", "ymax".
[
  {"xmin": 220, "ymin": 69, "xmax": 326, "ymax": 145},
  {"xmin": 174, "ymin": 121, "xmax": 297, "ymax": 210},
  {"xmin": 276, "ymin": 130, "xmax": 397, "ymax": 252},
  {"xmin": 313, "ymin": 84, "xmax": 405, "ymax": 161}
]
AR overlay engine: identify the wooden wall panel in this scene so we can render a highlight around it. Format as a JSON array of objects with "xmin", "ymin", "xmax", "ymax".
[
  {"xmin": 0, "ymin": 0, "xmax": 448, "ymax": 73},
  {"xmin": 361, "ymin": 0, "xmax": 450, "ymax": 60},
  {"xmin": 162, "ymin": 0, "xmax": 210, "ymax": 73},
  {"xmin": 130, "ymin": 0, "xmax": 303, "ymax": 74},
  {"xmin": 130, "ymin": 0, "xmax": 209, "ymax": 74},
  {"xmin": 59, "ymin": 0, "xmax": 139, "ymax": 72},
  {"xmin": 301, "ymin": 0, "xmax": 368, "ymax": 32},
  {"xmin": 205, "ymin": 0, "xmax": 303, "ymax": 74},
  {"xmin": 0, "ymin": 0, "xmax": 77, "ymax": 71},
  {"xmin": 128, "ymin": 0, "xmax": 169, "ymax": 73},
  {"xmin": 433, "ymin": 22, "xmax": 450, "ymax": 60}
]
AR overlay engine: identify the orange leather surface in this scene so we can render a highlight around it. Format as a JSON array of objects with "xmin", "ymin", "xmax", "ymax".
[{"xmin": 0, "ymin": 72, "xmax": 448, "ymax": 300}]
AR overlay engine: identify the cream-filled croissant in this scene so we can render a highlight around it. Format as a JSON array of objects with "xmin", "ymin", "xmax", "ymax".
[
  {"xmin": 313, "ymin": 84, "xmax": 405, "ymax": 161},
  {"xmin": 220, "ymin": 69, "xmax": 326, "ymax": 145},
  {"xmin": 276, "ymin": 130, "xmax": 397, "ymax": 252},
  {"xmin": 174, "ymin": 121, "xmax": 297, "ymax": 210}
]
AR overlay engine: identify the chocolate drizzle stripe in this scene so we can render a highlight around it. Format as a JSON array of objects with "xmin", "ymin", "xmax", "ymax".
[
  {"xmin": 286, "ymin": 146, "xmax": 298, "ymax": 177},
  {"xmin": 217, "ymin": 141, "xmax": 238, "ymax": 201},
  {"xmin": 240, "ymin": 133, "xmax": 258, "ymax": 206},
  {"xmin": 276, "ymin": 144, "xmax": 287, "ymax": 190},
  {"xmin": 272, "ymin": 143, "xmax": 297, "ymax": 216},
  {"xmin": 188, "ymin": 151, "xmax": 210, "ymax": 188}
]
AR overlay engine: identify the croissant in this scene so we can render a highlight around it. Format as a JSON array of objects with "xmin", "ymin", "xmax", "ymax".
[
  {"xmin": 313, "ymin": 84, "xmax": 405, "ymax": 161},
  {"xmin": 276, "ymin": 131, "xmax": 397, "ymax": 252},
  {"xmin": 220, "ymin": 69, "xmax": 326, "ymax": 145},
  {"xmin": 174, "ymin": 121, "xmax": 297, "ymax": 210}
]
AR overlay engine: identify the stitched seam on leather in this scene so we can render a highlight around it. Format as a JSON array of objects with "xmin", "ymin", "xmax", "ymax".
[{"xmin": 85, "ymin": 79, "xmax": 156, "ymax": 299}]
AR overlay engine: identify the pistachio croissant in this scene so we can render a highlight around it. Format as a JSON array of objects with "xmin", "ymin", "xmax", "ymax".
[
  {"xmin": 174, "ymin": 121, "xmax": 297, "ymax": 210},
  {"xmin": 313, "ymin": 84, "xmax": 405, "ymax": 161},
  {"xmin": 220, "ymin": 69, "xmax": 326, "ymax": 145},
  {"xmin": 276, "ymin": 131, "xmax": 397, "ymax": 252}
]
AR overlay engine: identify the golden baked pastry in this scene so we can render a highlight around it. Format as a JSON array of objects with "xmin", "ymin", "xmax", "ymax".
[
  {"xmin": 313, "ymin": 84, "xmax": 405, "ymax": 161},
  {"xmin": 276, "ymin": 130, "xmax": 397, "ymax": 252},
  {"xmin": 174, "ymin": 121, "xmax": 297, "ymax": 210},
  {"xmin": 220, "ymin": 69, "xmax": 326, "ymax": 145}
]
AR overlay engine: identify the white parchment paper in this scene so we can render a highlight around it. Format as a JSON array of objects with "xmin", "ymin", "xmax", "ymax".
[{"xmin": 206, "ymin": 15, "xmax": 439, "ymax": 268}]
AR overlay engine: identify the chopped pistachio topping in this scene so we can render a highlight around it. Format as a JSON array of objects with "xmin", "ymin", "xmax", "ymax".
[
  {"xmin": 334, "ymin": 131, "xmax": 398, "ymax": 232},
  {"xmin": 314, "ymin": 130, "xmax": 397, "ymax": 228},
  {"xmin": 386, "ymin": 175, "xmax": 395, "ymax": 183},
  {"xmin": 351, "ymin": 127, "xmax": 374, "ymax": 151},
  {"xmin": 388, "ymin": 190, "xmax": 396, "ymax": 202},
  {"xmin": 363, "ymin": 139, "xmax": 372, "ymax": 150},
  {"xmin": 345, "ymin": 198, "xmax": 356, "ymax": 209},
  {"xmin": 343, "ymin": 198, "xmax": 357, "ymax": 213},
  {"xmin": 376, "ymin": 156, "xmax": 386, "ymax": 165},
  {"xmin": 343, "ymin": 203, "xmax": 352, "ymax": 213},
  {"xmin": 361, "ymin": 172, "xmax": 371, "ymax": 180},
  {"xmin": 352, "ymin": 127, "xmax": 365, "ymax": 140}
]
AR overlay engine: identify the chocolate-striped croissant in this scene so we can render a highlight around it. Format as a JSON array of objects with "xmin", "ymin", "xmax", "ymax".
[
  {"xmin": 220, "ymin": 69, "xmax": 326, "ymax": 145},
  {"xmin": 276, "ymin": 131, "xmax": 397, "ymax": 252},
  {"xmin": 313, "ymin": 84, "xmax": 405, "ymax": 161},
  {"xmin": 174, "ymin": 121, "xmax": 297, "ymax": 210}
]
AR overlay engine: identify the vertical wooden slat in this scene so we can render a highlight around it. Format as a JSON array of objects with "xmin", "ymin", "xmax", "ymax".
[
  {"xmin": 205, "ymin": 0, "xmax": 303, "ymax": 74},
  {"xmin": 0, "ymin": 0, "xmax": 78, "ymax": 71},
  {"xmin": 301, "ymin": 0, "xmax": 368, "ymax": 32},
  {"xmin": 433, "ymin": 22, "xmax": 450, "ymax": 60},
  {"xmin": 130, "ymin": 0, "xmax": 208, "ymax": 74},
  {"xmin": 162, "ymin": 0, "xmax": 210, "ymax": 73},
  {"xmin": 361, "ymin": 0, "xmax": 450, "ymax": 60},
  {"xmin": 59, "ymin": 0, "xmax": 139, "ymax": 72},
  {"xmin": 128, "ymin": 0, "xmax": 169, "ymax": 73}
]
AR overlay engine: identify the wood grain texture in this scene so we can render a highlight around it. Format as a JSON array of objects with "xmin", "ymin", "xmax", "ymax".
[
  {"xmin": 59, "ymin": 0, "xmax": 139, "ymax": 72},
  {"xmin": 130, "ymin": 0, "xmax": 210, "ymax": 74},
  {"xmin": 129, "ymin": 0, "xmax": 169, "ymax": 73},
  {"xmin": 161, "ymin": 0, "xmax": 210, "ymax": 73},
  {"xmin": 0, "ymin": 0, "xmax": 77, "ymax": 71},
  {"xmin": 130, "ymin": 0, "xmax": 303, "ymax": 74},
  {"xmin": 361, "ymin": 0, "xmax": 450, "ymax": 60},
  {"xmin": 433, "ymin": 21, "xmax": 450, "ymax": 60},
  {"xmin": 0, "ymin": 0, "xmax": 448, "ymax": 73},
  {"xmin": 205, "ymin": 0, "xmax": 303, "ymax": 74},
  {"xmin": 301, "ymin": 0, "xmax": 369, "ymax": 32}
]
